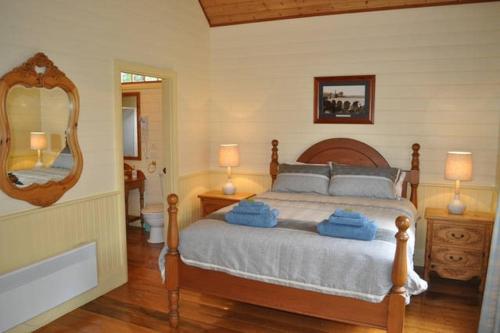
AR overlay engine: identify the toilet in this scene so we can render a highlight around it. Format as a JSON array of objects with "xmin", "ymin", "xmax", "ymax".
[{"xmin": 142, "ymin": 203, "xmax": 164, "ymax": 243}]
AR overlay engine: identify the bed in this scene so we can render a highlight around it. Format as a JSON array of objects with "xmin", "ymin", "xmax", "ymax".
[{"xmin": 164, "ymin": 138, "xmax": 424, "ymax": 332}]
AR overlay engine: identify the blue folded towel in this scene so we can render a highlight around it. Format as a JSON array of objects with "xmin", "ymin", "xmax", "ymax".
[
  {"xmin": 317, "ymin": 220, "xmax": 377, "ymax": 241},
  {"xmin": 225, "ymin": 208, "xmax": 279, "ymax": 228},
  {"xmin": 333, "ymin": 209, "xmax": 365, "ymax": 220},
  {"xmin": 232, "ymin": 200, "xmax": 268, "ymax": 214},
  {"xmin": 328, "ymin": 216, "xmax": 367, "ymax": 227}
]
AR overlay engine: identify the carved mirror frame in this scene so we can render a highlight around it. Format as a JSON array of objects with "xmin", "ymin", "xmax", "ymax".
[{"xmin": 0, "ymin": 52, "xmax": 83, "ymax": 206}]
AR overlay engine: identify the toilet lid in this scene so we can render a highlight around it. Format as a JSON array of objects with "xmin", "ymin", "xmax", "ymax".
[{"xmin": 142, "ymin": 203, "xmax": 164, "ymax": 214}]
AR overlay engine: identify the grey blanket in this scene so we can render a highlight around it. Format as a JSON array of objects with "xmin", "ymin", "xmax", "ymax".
[{"xmin": 168, "ymin": 192, "xmax": 428, "ymax": 303}]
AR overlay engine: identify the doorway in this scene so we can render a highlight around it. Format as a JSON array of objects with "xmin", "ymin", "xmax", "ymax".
[{"xmin": 114, "ymin": 61, "xmax": 178, "ymax": 257}]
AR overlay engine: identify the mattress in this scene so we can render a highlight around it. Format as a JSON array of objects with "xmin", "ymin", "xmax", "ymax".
[{"xmin": 175, "ymin": 192, "xmax": 428, "ymax": 303}]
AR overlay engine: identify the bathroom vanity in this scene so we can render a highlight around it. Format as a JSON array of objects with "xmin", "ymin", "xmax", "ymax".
[{"xmin": 124, "ymin": 163, "xmax": 145, "ymax": 224}]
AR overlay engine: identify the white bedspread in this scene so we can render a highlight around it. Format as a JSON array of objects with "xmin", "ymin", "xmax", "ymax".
[
  {"xmin": 11, "ymin": 167, "xmax": 69, "ymax": 187},
  {"xmin": 178, "ymin": 192, "xmax": 428, "ymax": 303}
]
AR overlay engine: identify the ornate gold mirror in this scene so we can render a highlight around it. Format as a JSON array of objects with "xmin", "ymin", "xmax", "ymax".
[{"xmin": 0, "ymin": 53, "xmax": 83, "ymax": 206}]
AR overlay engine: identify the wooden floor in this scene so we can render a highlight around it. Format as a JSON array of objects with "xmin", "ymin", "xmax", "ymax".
[{"xmin": 37, "ymin": 227, "xmax": 482, "ymax": 333}]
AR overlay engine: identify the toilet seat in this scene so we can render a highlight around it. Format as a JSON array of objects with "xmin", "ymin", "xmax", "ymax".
[{"xmin": 142, "ymin": 203, "xmax": 164, "ymax": 214}]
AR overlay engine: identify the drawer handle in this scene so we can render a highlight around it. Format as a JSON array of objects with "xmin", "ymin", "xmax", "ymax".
[
  {"xmin": 451, "ymin": 233, "xmax": 465, "ymax": 239},
  {"xmin": 448, "ymin": 255, "xmax": 463, "ymax": 262}
]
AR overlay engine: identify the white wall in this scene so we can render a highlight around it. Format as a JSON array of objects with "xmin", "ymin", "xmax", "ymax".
[
  {"xmin": 209, "ymin": 3, "xmax": 500, "ymax": 188},
  {"xmin": 0, "ymin": 0, "xmax": 210, "ymax": 215},
  {"xmin": 0, "ymin": 1, "xmax": 210, "ymax": 330}
]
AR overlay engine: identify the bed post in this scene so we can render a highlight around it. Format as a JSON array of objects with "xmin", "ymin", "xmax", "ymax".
[
  {"xmin": 410, "ymin": 143, "xmax": 420, "ymax": 208},
  {"xmin": 166, "ymin": 193, "xmax": 179, "ymax": 328},
  {"xmin": 387, "ymin": 216, "xmax": 410, "ymax": 333},
  {"xmin": 270, "ymin": 139, "xmax": 279, "ymax": 186}
]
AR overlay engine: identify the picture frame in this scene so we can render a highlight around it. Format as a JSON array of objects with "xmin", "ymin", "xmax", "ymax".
[{"xmin": 314, "ymin": 75, "xmax": 375, "ymax": 124}]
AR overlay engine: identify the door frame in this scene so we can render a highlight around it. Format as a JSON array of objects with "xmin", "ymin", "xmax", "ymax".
[{"xmin": 113, "ymin": 60, "xmax": 179, "ymax": 239}]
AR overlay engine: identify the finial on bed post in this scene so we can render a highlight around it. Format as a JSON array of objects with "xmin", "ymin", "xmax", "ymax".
[
  {"xmin": 167, "ymin": 193, "xmax": 179, "ymax": 328},
  {"xmin": 387, "ymin": 215, "xmax": 410, "ymax": 333},
  {"xmin": 410, "ymin": 143, "xmax": 420, "ymax": 208},
  {"xmin": 270, "ymin": 139, "xmax": 279, "ymax": 186}
]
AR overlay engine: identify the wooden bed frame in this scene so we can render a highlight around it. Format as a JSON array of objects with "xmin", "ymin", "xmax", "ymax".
[{"xmin": 165, "ymin": 138, "xmax": 421, "ymax": 332}]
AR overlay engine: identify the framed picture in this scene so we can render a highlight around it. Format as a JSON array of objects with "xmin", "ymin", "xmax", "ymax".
[{"xmin": 314, "ymin": 75, "xmax": 375, "ymax": 124}]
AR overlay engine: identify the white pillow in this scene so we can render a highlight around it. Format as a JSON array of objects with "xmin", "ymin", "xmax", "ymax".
[
  {"xmin": 52, "ymin": 153, "xmax": 74, "ymax": 169},
  {"xmin": 395, "ymin": 171, "xmax": 407, "ymax": 199}
]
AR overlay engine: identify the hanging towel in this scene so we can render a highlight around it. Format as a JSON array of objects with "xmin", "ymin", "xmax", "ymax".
[{"xmin": 317, "ymin": 220, "xmax": 377, "ymax": 241}]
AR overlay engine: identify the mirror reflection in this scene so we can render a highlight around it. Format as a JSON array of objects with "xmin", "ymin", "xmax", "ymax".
[
  {"xmin": 6, "ymin": 85, "xmax": 73, "ymax": 187},
  {"xmin": 122, "ymin": 92, "xmax": 141, "ymax": 160}
]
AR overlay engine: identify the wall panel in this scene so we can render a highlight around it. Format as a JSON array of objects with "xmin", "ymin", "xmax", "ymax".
[
  {"xmin": 209, "ymin": 2, "xmax": 500, "ymax": 188},
  {"xmin": 0, "ymin": 0, "xmax": 210, "ymax": 215},
  {"xmin": 0, "ymin": 0, "xmax": 209, "ymax": 330},
  {"xmin": 0, "ymin": 192, "xmax": 126, "ymax": 332}
]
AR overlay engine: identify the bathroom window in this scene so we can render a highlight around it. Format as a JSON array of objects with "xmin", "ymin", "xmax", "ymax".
[{"xmin": 121, "ymin": 72, "xmax": 161, "ymax": 84}]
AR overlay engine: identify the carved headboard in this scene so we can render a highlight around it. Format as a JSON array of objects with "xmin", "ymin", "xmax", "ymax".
[{"xmin": 269, "ymin": 138, "xmax": 420, "ymax": 207}]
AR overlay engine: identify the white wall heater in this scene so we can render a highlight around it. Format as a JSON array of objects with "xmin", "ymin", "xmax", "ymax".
[{"xmin": 0, "ymin": 242, "xmax": 98, "ymax": 332}]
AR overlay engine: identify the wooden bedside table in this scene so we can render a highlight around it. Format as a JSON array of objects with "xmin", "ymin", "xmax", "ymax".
[
  {"xmin": 198, "ymin": 190, "xmax": 256, "ymax": 217},
  {"xmin": 424, "ymin": 207, "xmax": 495, "ymax": 292}
]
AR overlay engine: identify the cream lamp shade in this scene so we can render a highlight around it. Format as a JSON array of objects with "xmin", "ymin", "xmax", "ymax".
[
  {"xmin": 30, "ymin": 131, "xmax": 48, "ymax": 168},
  {"xmin": 445, "ymin": 152, "xmax": 472, "ymax": 181},
  {"xmin": 444, "ymin": 151, "xmax": 472, "ymax": 215},
  {"xmin": 30, "ymin": 132, "xmax": 48, "ymax": 150},
  {"xmin": 219, "ymin": 144, "xmax": 239, "ymax": 195},
  {"xmin": 219, "ymin": 144, "xmax": 240, "ymax": 167}
]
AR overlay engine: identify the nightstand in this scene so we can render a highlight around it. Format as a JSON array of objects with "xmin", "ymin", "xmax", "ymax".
[
  {"xmin": 424, "ymin": 207, "xmax": 495, "ymax": 292},
  {"xmin": 198, "ymin": 190, "xmax": 256, "ymax": 217}
]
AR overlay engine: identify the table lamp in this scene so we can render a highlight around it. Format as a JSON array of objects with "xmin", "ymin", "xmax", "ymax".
[
  {"xmin": 219, "ymin": 144, "xmax": 240, "ymax": 195},
  {"xmin": 31, "ymin": 131, "xmax": 48, "ymax": 168},
  {"xmin": 445, "ymin": 151, "xmax": 472, "ymax": 215}
]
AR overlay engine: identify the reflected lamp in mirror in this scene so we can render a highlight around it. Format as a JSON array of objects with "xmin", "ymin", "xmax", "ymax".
[
  {"xmin": 30, "ymin": 131, "xmax": 47, "ymax": 168},
  {"xmin": 219, "ymin": 144, "xmax": 240, "ymax": 195},
  {"xmin": 445, "ymin": 151, "xmax": 472, "ymax": 215}
]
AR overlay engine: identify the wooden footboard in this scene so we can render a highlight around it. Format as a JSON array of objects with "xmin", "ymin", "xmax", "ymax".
[{"xmin": 165, "ymin": 194, "xmax": 410, "ymax": 332}]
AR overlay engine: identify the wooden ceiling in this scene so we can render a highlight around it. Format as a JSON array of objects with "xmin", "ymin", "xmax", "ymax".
[{"xmin": 199, "ymin": 0, "xmax": 497, "ymax": 27}]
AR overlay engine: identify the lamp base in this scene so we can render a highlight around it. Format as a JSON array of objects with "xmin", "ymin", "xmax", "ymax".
[
  {"xmin": 222, "ymin": 180, "xmax": 236, "ymax": 195},
  {"xmin": 448, "ymin": 194, "xmax": 466, "ymax": 215},
  {"xmin": 34, "ymin": 160, "xmax": 43, "ymax": 169}
]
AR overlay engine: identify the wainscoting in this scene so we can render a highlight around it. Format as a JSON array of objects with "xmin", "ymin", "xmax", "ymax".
[
  {"xmin": 0, "ymin": 171, "xmax": 494, "ymax": 332},
  {"xmin": 0, "ymin": 191, "xmax": 127, "ymax": 332},
  {"xmin": 178, "ymin": 171, "xmax": 211, "ymax": 228}
]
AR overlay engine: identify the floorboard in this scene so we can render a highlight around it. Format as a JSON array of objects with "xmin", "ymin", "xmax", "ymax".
[{"xmin": 36, "ymin": 227, "xmax": 482, "ymax": 333}]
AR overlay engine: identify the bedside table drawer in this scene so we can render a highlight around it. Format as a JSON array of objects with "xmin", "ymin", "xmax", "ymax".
[
  {"xmin": 199, "ymin": 191, "xmax": 256, "ymax": 217},
  {"xmin": 430, "ymin": 246, "xmax": 482, "ymax": 281},
  {"xmin": 201, "ymin": 200, "xmax": 233, "ymax": 216},
  {"xmin": 430, "ymin": 265, "xmax": 482, "ymax": 281},
  {"xmin": 432, "ymin": 223, "xmax": 484, "ymax": 250},
  {"xmin": 430, "ymin": 246, "xmax": 482, "ymax": 268}
]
